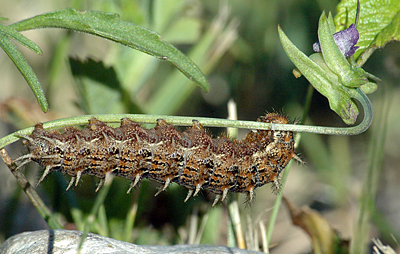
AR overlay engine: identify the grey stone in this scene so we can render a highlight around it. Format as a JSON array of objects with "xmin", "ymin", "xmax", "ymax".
[{"xmin": 0, "ymin": 229, "xmax": 264, "ymax": 254}]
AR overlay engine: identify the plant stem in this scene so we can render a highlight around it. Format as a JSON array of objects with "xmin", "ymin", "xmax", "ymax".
[
  {"xmin": 0, "ymin": 149, "xmax": 63, "ymax": 230},
  {"xmin": 351, "ymin": 89, "xmax": 390, "ymax": 254},
  {"xmin": 266, "ymin": 160, "xmax": 293, "ymax": 246},
  {"xmin": 0, "ymin": 89, "xmax": 372, "ymax": 150},
  {"xmin": 266, "ymin": 83, "xmax": 314, "ymax": 246},
  {"xmin": 78, "ymin": 174, "xmax": 114, "ymax": 251}
]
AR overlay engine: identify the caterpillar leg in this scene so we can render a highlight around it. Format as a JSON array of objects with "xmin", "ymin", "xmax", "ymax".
[
  {"xmin": 221, "ymin": 188, "xmax": 229, "ymax": 202},
  {"xmin": 271, "ymin": 178, "xmax": 282, "ymax": 194},
  {"xmin": 127, "ymin": 174, "xmax": 141, "ymax": 194},
  {"xmin": 193, "ymin": 184, "xmax": 202, "ymax": 197},
  {"xmin": 246, "ymin": 188, "xmax": 255, "ymax": 204},
  {"xmin": 184, "ymin": 189, "xmax": 194, "ymax": 202},
  {"xmin": 212, "ymin": 194, "xmax": 221, "ymax": 207},
  {"xmin": 95, "ymin": 179, "xmax": 104, "ymax": 192},
  {"xmin": 37, "ymin": 165, "xmax": 54, "ymax": 186},
  {"xmin": 293, "ymin": 154, "xmax": 304, "ymax": 164},
  {"xmin": 184, "ymin": 183, "xmax": 204, "ymax": 202},
  {"xmin": 74, "ymin": 171, "xmax": 82, "ymax": 187},
  {"xmin": 154, "ymin": 178, "xmax": 171, "ymax": 196},
  {"xmin": 66, "ymin": 177, "xmax": 75, "ymax": 191},
  {"xmin": 13, "ymin": 154, "xmax": 34, "ymax": 170},
  {"xmin": 97, "ymin": 172, "xmax": 114, "ymax": 192}
]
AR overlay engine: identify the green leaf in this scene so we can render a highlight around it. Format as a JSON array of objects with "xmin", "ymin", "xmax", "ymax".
[
  {"xmin": 360, "ymin": 81, "xmax": 378, "ymax": 94},
  {"xmin": 335, "ymin": 0, "xmax": 400, "ymax": 60},
  {"xmin": 278, "ymin": 26, "xmax": 359, "ymax": 124},
  {"xmin": 9, "ymin": 8, "xmax": 210, "ymax": 92},
  {"xmin": 308, "ymin": 53, "xmax": 360, "ymax": 125},
  {"xmin": 327, "ymin": 12, "xmax": 336, "ymax": 33},
  {"xmin": 0, "ymin": 23, "xmax": 42, "ymax": 54},
  {"xmin": 69, "ymin": 58, "xmax": 142, "ymax": 114},
  {"xmin": 0, "ymin": 33, "xmax": 48, "ymax": 112},
  {"xmin": 318, "ymin": 12, "xmax": 368, "ymax": 88},
  {"xmin": 318, "ymin": 13, "xmax": 352, "ymax": 80}
]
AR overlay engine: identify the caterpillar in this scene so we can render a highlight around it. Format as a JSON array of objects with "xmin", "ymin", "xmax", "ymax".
[{"xmin": 15, "ymin": 113, "xmax": 298, "ymax": 205}]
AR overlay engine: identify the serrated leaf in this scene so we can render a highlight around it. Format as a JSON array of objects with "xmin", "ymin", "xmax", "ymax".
[
  {"xmin": 0, "ymin": 23, "xmax": 42, "ymax": 54},
  {"xmin": 0, "ymin": 33, "xmax": 48, "ymax": 112},
  {"xmin": 69, "ymin": 58, "xmax": 142, "ymax": 114},
  {"xmin": 335, "ymin": 0, "xmax": 400, "ymax": 60},
  {"xmin": 9, "ymin": 8, "xmax": 210, "ymax": 92}
]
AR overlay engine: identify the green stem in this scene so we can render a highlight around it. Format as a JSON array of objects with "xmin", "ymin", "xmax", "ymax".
[
  {"xmin": 266, "ymin": 160, "xmax": 293, "ymax": 246},
  {"xmin": 301, "ymin": 85, "xmax": 314, "ymax": 122},
  {"xmin": 0, "ymin": 89, "xmax": 371, "ymax": 149},
  {"xmin": 78, "ymin": 174, "xmax": 114, "ymax": 251},
  {"xmin": 266, "ymin": 84, "xmax": 314, "ymax": 246},
  {"xmin": 350, "ymin": 89, "xmax": 389, "ymax": 254}
]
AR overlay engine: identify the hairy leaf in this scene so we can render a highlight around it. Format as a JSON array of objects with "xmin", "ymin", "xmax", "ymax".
[
  {"xmin": 9, "ymin": 8, "xmax": 210, "ymax": 92},
  {"xmin": 0, "ymin": 33, "xmax": 48, "ymax": 112},
  {"xmin": 0, "ymin": 23, "xmax": 42, "ymax": 54},
  {"xmin": 335, "ymin": 0, "xmax": 400, "ymax": 60}
]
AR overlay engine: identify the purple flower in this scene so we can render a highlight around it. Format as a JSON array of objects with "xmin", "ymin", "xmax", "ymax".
[{"xmin": 313, "ymin": 24, "xmax": 359, "ymax": 57}]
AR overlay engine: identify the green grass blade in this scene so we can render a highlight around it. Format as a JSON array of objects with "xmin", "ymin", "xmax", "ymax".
[
  {"xmin": 350, "ymin": 89, "xmax": 391, "ymax": 254},
  {"xmin": 9, "ymin": 8, "xmax": 209, "ymax": 92},
  {"xmin": 0, "ymin": 32, "xmax": 48, "ymax": 112},
  {"xmin": 78, "ymin": 174, "xmax": 114, "ymax": 250},
  {"xmin": 123, "ymin": 191, "xmax": 139, "ymax": 242}
]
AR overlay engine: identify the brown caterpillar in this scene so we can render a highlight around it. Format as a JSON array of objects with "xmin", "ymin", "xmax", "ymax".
[{"xmin": 15, "ymin": 113, "xmax": 298, "ymax": 205}]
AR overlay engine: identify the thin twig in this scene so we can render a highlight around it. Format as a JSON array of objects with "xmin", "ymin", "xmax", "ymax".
[{"xmin": 0, "ymin": 148, "xmax": 63, "ymax": 229}]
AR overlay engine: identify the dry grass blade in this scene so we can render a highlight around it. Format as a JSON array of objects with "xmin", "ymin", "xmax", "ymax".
[{"xmin": 372, "ymin": 238, "xmax": 397, "ymax": 254}]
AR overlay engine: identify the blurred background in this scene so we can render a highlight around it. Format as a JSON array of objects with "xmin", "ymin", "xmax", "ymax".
[{"xmin": 0, "ymin": 0, "xmax": 399, "ymax": 253}]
